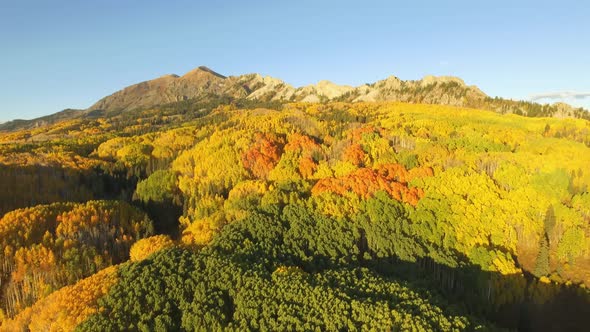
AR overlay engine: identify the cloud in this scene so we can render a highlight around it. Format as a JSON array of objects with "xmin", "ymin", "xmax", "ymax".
[{"xmin": 529, "ymin": 91, "xmax": 590, "ymax": 101}]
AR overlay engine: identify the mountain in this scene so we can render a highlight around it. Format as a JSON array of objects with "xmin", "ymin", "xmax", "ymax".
[
  {"xmin": 0, "ymin": 109, "xmax": 85, "ymax": 132},
  {"xmin": 86, "ymin": 66, "xmax": 589, "ymax": 120},
  {"xmin": 1, "ymin": 66, "xmax": 588, "ymax": 132},
  {"xmin": 2, "ymin": 70, "xmax": 590, "ymax": 330},
  {"xmin": 89, "ymin": 66, "xmax": 234, "ymax": 112},
  {"xmin": 87, "ymin": 66, "xmax": 488, "ymax": 112}
]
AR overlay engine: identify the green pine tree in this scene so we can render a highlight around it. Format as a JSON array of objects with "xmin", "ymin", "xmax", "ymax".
[{"xmin": 534, "ymin": 235, "xmax": 550, "ymax": 277}]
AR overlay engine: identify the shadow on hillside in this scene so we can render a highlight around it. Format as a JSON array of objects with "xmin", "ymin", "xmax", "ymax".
[
  {"xmin": 136, "ymin": 199, "xmax": 182, "ymax": 238},
  {"xmin": 0, "ymin": 163, "xmax": 136, "ymax": 216},
  {"xmin": 358, "ymin": 256, "xmax": 590, "ymax": 332},
  {"xmin": 220, "ymin": 234, "xmax": 590, "ymax": 332}
]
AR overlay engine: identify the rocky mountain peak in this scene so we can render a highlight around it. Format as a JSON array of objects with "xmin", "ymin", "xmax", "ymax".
[
  {"xmin": 312, "ymin": 80, "xmax": 354, "ymax": 99},
  {"xmin": 182, "ymin": 66, "xmax": 226, "ymax": 80},
  {"xmin": 420, "ymin": 75, "xmax": 466, "ymax": 87},
  {"xmin": 159, "ymin": 74, "xmax": 180, "ymax": 79}
]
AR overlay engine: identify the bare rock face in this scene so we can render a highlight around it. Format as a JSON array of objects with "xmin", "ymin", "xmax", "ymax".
[
  {"xmin": 377, "ymin": 75, "xmax": 403, "ymax": 90},
  {"xmin": 348, "ymin": 74, "xmax": 486, "ymax": 106},
  {"xmin": 552, "ymin": 102, "xmax": 576, "ymax": 118},
  {"xmin": 90, "ymin": 74, "xmax": 179, "ymax": 111},
  {"xmin": 88, "ymin": 66, "xmax": 492, "ymax": 113},
  {"xmin": 87, "ymin": 65, "xmax": 481, "ymax": 112},
  {"xmin": 244, "ymin": 74, "xmax": 296, "ymax": 101},
  {"xmin": 420, "ymin": 75, "xmax": 465, "ymax": 87},
  {"xmin": 311, "ymin": 80, "xmax": 355, "ymax": 99},
  {"xmin": 89, "ymin": 67, "xmax": 237, "ymax": 112}
]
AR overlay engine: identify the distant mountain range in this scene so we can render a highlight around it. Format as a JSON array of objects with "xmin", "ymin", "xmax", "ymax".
[
  {"xmin": 1, "ymin": 66, "xmax": 588, "ymax": 132},
  {"xmin": 87, "ymin": 66, "xmax": 488, "ymax": 111}
]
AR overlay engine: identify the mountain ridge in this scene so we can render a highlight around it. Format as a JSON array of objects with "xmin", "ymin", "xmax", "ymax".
[
  {"xmin": 1, "ymin": 66, "xmax": 588, "ymax": 132},
  {"xmin": 87, "ymin": 68, "xmax": 488, "ymax": 111}
]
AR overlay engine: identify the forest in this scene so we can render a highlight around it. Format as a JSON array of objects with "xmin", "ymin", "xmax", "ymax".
[{"xmin": 0, "ymin": 100, "xmax": 589, "ymax": 331}]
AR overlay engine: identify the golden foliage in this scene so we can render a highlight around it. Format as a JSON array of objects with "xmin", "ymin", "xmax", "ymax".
[
  {"xmin": 1, "ymin": 265, "xmax": 118, "ymax": 332},
  {"xmin": 129, "ymin": 235, "xmax": 175, "ymax": 262}
]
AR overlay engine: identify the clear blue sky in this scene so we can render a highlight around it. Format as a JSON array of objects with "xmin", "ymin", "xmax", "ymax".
[{"xmin": 1, "ymin": 0, "xmax": 589, "ymax": 122}]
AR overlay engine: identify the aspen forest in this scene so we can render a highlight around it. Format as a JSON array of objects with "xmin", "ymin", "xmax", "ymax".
[{"xmin": 0, "ymin": 100, "xmax": 589, "ymax": 331}]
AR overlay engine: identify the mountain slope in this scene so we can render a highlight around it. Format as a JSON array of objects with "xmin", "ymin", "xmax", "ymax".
[
  {"xmin": 89, "ymin": 66, "xmax": 234, "ymax": 112},
  {"xmin": 1, "ymin": 66, "xmax": 589, "ymax": 132},
  {"xmin": 87, "ymin": 67, "xmax": 489, "ymax": 112},
  {"xmin": 0, "ymin": 109, "xmax": 85, "ymax": 132}
]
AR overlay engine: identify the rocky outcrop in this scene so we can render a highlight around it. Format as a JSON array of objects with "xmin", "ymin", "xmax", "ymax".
[{"xmin": 88, "ymin": 67, "xmax": 491, "ymax": 113}]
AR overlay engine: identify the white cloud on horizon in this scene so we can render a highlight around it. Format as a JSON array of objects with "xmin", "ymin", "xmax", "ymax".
[{"xmin": 529, "ymin": 91, "xmax": 590, "ymax": 101}]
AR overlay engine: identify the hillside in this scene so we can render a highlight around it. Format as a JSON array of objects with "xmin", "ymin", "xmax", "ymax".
[
  {"xmin": 86, "ymin": 67, "xmax": 590, "ymax": 119},
  {"xmin": 0, "ymin": 99, "xmax": 589, "ymax": 331},
  {"xmin": 2, "ymin": 67, "xmax": 589, "ymax": 133},
  {"xmin": 0, "ymin": 109, "xmax": 85, "ymax": 132},
  {"xmin": 86, "ymin": 67, "xmax": 489, "ymax": 112}
]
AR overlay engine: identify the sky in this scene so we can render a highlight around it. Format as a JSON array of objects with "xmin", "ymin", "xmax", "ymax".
[{"xmin": 0, "ymin": 0, "xmax": 589, "ymax": 122}]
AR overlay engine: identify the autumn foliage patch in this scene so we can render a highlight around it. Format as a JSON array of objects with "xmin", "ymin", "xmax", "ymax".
[{"xmin": 311, "ymin": 163, "xmax": 433, "ymax": 206}]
